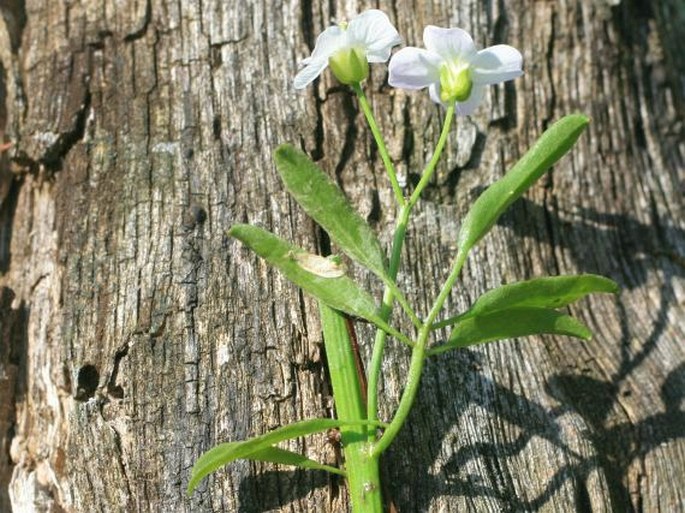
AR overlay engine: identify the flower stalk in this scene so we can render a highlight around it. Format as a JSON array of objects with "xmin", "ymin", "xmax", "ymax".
[{"xmin": 186, "ymin": 10, "xmax": 609, "ymax": 513}]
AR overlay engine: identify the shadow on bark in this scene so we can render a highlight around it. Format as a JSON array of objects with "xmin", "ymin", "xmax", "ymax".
[
  {"xmin": 227, "ymin": 199, "xmax": 683, "ymax": 512},
  {"xmin": 0, "ymin": 287, "xmax": 29, "ymax": 512},
  {"xmin": 238, "ymin": 469, "xmax": 331, "ymax": 513},
  {"xmin": 380, "ymin": 201, "xmax": 683, "ymax": 511}
]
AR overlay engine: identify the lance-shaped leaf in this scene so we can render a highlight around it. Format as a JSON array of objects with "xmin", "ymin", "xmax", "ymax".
[
  {"xmin": 457, "ymin": 114, "xmax": 590, "ymax": 255},
  {"xmin": 433, "ymin": 274, "xmax": 618, "ymax": 330},
  {"xmin": 229, "ymin": 224, "xmax": 411, "ymax": 345},
  {"xmin": 274, "ymin": 144, "xmax": 388, "ymax": 280},
  {"xmin": 201, "ymin": 443, "xmax": 345, "ymax": 480},
  {"xmin": 188, "ymin": 418, "xmax": 378, "ymax": 493},
  {"xmin": 428, "ymin": 307, "xmax": 592, "ymax": 356}
]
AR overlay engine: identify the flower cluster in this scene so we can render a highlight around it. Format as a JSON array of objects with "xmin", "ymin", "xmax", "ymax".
[{"xmin": 295, "ymin": 10, "xmax": 523, "ymax": 116}]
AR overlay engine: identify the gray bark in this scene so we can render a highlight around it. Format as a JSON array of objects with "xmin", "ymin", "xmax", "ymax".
[{"xmin": 0, "ymin": 0, "xmax": 683, "ymax": 511}]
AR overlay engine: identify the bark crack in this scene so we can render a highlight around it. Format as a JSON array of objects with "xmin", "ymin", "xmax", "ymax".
[
  {"xmin": 123, "ymin": 0, "xmax": 151, "ymax": 42},
  {"xmin": 40, "ymin": 87, "xmax": 91, "ymax": 172}
]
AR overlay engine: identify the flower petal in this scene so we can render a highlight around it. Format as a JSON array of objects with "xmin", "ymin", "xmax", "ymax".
[
  {"xmin": 307, "ymin": 25, "xmax": 347, "ymax": 63},
  {"xmin": 423, "ymin": 26, "xmax": 476, "ymax": 62},
  {"xmin": 471, "ymin": 45, "xmax": 523, "ymax": 85},
  {"xmin": 294, "ymin": 60, "xmax": 330, "ymax": 89},
  {"xmin": 455, "ymin": 84, "xmax": 486, "ymax": 116},
  {"xmin": 294, "ymin": 25, "xmax": 347, "ymax": 89},
  {"xmin": 428, "ymin": 82, "xmax": 443, "ymax": 105},
  {"xmin": 348, "ymin": 9, "xmax": 402, "ymax": 63},
  {"xmin": 389, "ymin": 47, "xmax": 443, "ymax": 90}
]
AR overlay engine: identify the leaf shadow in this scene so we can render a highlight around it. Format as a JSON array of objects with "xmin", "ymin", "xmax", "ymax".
[
  {"xmin": 379, "ymin": 199, "xmax": 683, "ymax": 511},
  {"xmin": 233, "ymin": 200, "xmax": 683, "ymax": 511},
  {"xmin": 237, "ymin": 468, "xmax": 333, "ymax": 513}
]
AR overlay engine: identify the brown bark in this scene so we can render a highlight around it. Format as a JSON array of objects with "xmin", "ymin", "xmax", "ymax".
[{"xmin": 1, "ymin": 0, "xmax": 683, "ymax": 511}]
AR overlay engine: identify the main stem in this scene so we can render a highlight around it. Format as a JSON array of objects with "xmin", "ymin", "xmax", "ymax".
[{"xmin": 319, "ymin": 303, "xmax": 383, "ymax": 513}]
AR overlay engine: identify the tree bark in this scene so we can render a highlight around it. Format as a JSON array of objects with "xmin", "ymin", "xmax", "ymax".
[{"xmin": 1, "ymin": 0, "xmax": 683, "ymax": 511}]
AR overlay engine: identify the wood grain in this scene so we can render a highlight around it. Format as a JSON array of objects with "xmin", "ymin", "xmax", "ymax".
[{"xmin": 0, "ymin": 0, "xmax": 683, "ymax": 511}]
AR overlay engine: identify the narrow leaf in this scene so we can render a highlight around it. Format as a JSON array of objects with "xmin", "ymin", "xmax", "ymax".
[
  {"xmin": 429, "ymin": 307, "xmax": 592, "ymax": 356},
  {"xmin": 188, "ymin": 418, "xmax": 375, "ymax": 493},
  {"xmin": 200, "ymin": 443, "xmax": 345, "ymax": 476},
  {"xmin": 457, "ymin": 114, "xmax": 590, "ymax": 254},
  {"xmin": 230, "ymin": 224, "xmax": 378, "ymax": 320},
  {"xmin": 229, "ymin": 224, "xmax": 411, "ymax": 345},
  {"xmin": 274, "ymin": 144, "xmax": 388, "ymax": 279},
  {"xmin": 433, "ymin": 274, "xmax": 618, "ymax": 329}
]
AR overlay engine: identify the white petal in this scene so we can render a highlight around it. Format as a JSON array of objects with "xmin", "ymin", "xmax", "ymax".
[
  {"xmin": 294, "ymin": 25, "xmax": 347, "ymax": 89},
  {"xmin": 307, "ymin": 25, "xmax": 347, "ymax": 63},
  {"xmin": 455, "ymin": 84, "xmax": 486, "ymax": 116},
  {"xmin": 294, "ymin": 59, "xmax": 329, "ymax": 89},
  {"xmin": 423, "ymin": 26, "xmax": 476, "ymax": 62},
  {"xmin": 388, "ymin": 47, "xmax": 443, "ymax": 90},
  {"xmin": 348, "ymin": 9, "xmax": 402, "ymax": 63},
  {"xmin": 471, "ymin": 45, "xmax": 523, "ymax": 85},
  {"xmin": 428, "ymin": 82, "xmax": 443, "ymax": 105}
]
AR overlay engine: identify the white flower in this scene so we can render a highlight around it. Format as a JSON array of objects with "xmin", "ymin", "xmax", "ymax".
[
  {"xmin": 294, "ymin": 10, "xmax": 402, "ymax": 89},
  {"xmin": 388, "ymin": 26, "xmax": 523, "ymax": 115}
]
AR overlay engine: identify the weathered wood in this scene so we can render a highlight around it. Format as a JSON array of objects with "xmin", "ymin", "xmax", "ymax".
[{"xmin": 0, "ymin": 0, "xmax": 683, "ymax": 511}]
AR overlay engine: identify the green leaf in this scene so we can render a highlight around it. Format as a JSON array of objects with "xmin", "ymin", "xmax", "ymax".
[
  {"xmin": 229, "ymin": 224, "xmax": 412, "ymax": 345},
  {"xmin": 274, "ymin": 144, "xmax": 388, "ymax": 280},
  {"xmin": 433, "ymin": 274, "xmax": 618, "ymax": 329},
  {"xmin": 188, "ymin": 418, "xmax": 375, "ymax": 494},
  {"xmin": 428, "ymin": 307, "xmax": 592, "ymax": 356},
  {"xmin": 200, "ymin": 443, "xmax": 345, "ymax": 477},
  {"xmin": 457, "ymin": 114, "xmax": 590, "ymax": 254}
]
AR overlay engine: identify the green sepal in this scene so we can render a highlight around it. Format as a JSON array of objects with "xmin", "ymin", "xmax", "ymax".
[
  {"xmin": 457, "ymin": 114, "xmax": 590, "ymax": 255},
  {"xmin": 329, "ymin": 47, "xmax": 369, "ymax": 85},
  {"xmin": 428, "ymin": 307, "xmax": 592, "ymax": 355}
]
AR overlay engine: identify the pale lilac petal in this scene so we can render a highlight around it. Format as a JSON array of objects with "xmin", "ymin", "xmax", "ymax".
[
  {"xmin": 348, "ymin": 9, "xmax": 402, "ymax": 63},
  {"xmin": 423, "ymin": 26, "xmax": 476, "ymax": 61},
  {"xmin": 471, "ymin": 45, "xmax": 523, "ymax": 85},
  {"xmin": 455, "ymin": 84, "xmax": 486, "ymax": 116},
  {"xmin": 294, "ymin": 59, "xmax": 330, "ymax": 89},
  {"xmin": 428, "ymin": 82, "xmax": 443, "ymax": 105},
  {"xmin": 389, "ymin": 47, "xmax": 443, "ymax": 90}
]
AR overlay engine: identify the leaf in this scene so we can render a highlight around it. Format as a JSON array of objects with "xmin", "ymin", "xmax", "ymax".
[
  {"xmin": 229, "ymin": 224, "xmax": 411, "ymax": 345},
  {"xmin": 230, "ymin": 224, "xmax": 377, "ymax": 318},
  {"xmin": 457, "ymin": 114, "xmax": 590, "ymax": 254},
  {"xmin": 188, "ymin": 418, "xmax": 375, "ymax": 493},
  {"xmin": 274, "ymin": 144, "xmax": 388, "ymax": 280},
  {"xmin": 433, "ymin": 274, "xmax": 618, "ymax": 329},
  {"xmin": 200, "ymin": 443, "xmax": 345, "ymax": 476},
  {"xmin": 428, "ymin": 307, "xmax": 592, "ymax": 356}
]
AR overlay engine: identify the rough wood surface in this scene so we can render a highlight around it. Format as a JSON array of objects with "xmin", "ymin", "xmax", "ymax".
[{"xmin": 1, "ymin": 0, "xmax": 683, "ymax": 511}]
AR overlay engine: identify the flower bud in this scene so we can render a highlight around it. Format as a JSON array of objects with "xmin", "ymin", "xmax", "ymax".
[
  {"xmin": 329, "ymin": 47, "xmax": 369, "ymax": 85},
  {"xmin": 439, "ymin": 63, "xmax": 472, "ymax": 103}
]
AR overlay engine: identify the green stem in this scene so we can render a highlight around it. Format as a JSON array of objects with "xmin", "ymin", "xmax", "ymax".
[
  {"xmin": 372, "ymin": 247, "xmax": 468, "ymax": 458},
  {"xmin": 366, "ymin": 103, "xmax": 457, "ymax": 441},
  {"xmin": 408, "ymin": 102, "xmax": 456, "ymax": 209},
  {"xmin": 366, "ymin": 205, "xmax": 410, "ymax": 434},
  {"xmin": 319, "ymin": 303, "xmax": 383, "ymax": 513},
  {"xmin": 384, "ymin": 279, "xmax": 422, "ymax": 329},
  {"xmin": 352, "ymin": 82, "xmax": 406, "ymax": 207}
]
